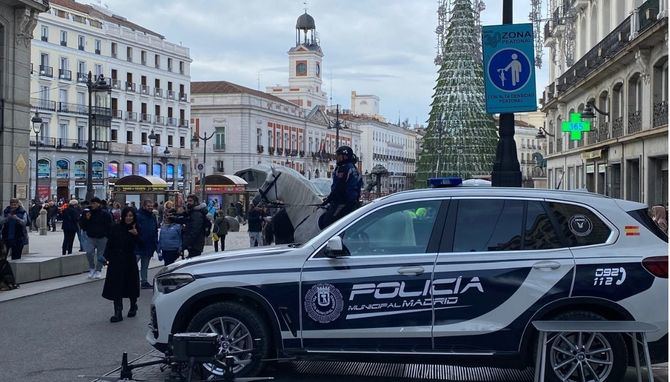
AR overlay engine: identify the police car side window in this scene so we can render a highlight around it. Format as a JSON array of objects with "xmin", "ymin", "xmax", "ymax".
[
  {"xmin": 546, "ymin": 202, "xmax": 611, "ymax": 246},
  {"xmin": 453, "ymin": 199, "xmax": 524, "ymax": 252},
  {"xmin": 523, "ymin": 201, "xmax": 562, "ymax": 249},
  {"xmin": 341, "ymin": 200, "xmax": 440, "ymax": 255}
]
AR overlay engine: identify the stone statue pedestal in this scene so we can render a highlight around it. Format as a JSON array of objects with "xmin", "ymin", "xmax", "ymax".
[{"xmin": 38, "ymin": 209, "xmax": 47, "ymax": 236}]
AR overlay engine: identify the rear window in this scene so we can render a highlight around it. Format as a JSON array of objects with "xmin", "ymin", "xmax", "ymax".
[{"xmin": 627, "ymin": 208, "xmax": 668, "ymax": 243}]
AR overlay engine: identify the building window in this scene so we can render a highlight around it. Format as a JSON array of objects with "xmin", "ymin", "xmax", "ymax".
[
  {"xmin": 111, "ymin": 42, "xmax": 117, "ymax": 58},
  {"xmin": 179, "ymin": 136, "xmax": 185, "ymax": 148},
  {"xmin": 167, "ymin": 57, "xmax": 173, "ymax": 72},
  {"xmin": 126, "ymin": 46, "xmax": 132, "ymax": 62},
  {"xmin": 214, "ymin": 127, "xmax": 225, "ymax": 150},
  {"xmin": 40, "ymin": 25, "xmax": 48, "ymax": 41},
  {"xmin": 126, "ymin": 131, "xmax": 133, "ymax": 144},
  {"xmin": 94, "ymin": 64, "xmax": 102, "ymax": 77},
  {"xmin": 154, "ymin": 134, "xmax": 161, "ymax": 145},
  {"xmin": 141, "ymin": 132, "xmax": 147, "ymax": 145},
  {"xmin": 155, "ymin": 54, "xmax": 160, "ymax": 68},
  {"xmin": 78, "ymin": 35, "xmax": 85, "ymax": 50},
  {"xmin": 141, "ymin": 50, "xmax": 147, "ymax": 65},
  {"xmin": 60, "ymin": 30, "xmax": 67, "ymax": 46},
  {"xmin": 168, "ymin": 135, "xmax": 173, "ymax": 147},
  {"xmin": 179, "ymin": 61, "xmax": 184, "ymax": 74},
  {"xmin": 94, "ymin": 39, "xmax": 101, "ymax": 54},
  {"xmin": 111, "ymin": 129, "xmax": 118, "ymax": 142}
]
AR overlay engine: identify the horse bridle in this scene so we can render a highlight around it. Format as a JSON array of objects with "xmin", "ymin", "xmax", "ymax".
[{"xmin": 258, "ymin": 171, "xmax": 282, "ymax": 205}]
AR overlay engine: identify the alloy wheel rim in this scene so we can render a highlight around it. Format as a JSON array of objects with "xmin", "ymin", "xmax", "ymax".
[
  {"xmin": 199, "ymin": 316, "xmax": 253, "ymax": 375},
  {"xmin": 550, "ymin": 331, "xmax": 613, "ymax": 382}
]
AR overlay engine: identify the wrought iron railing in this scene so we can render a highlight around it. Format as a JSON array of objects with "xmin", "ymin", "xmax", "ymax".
[
  {"xmin": 58, "ymin": 102, "xmax": 87, "ymax": 114},
  {"xmin": 38, "ymin": 65, "xmax": 53, "ymax": 77},
  {"xmin": 30, "ymin": 138, "xmax": 109, "ymax": 151},
  {"xmin": 32, "ymin": 98, "xmax": 56, "ymax": 111},
  {"xmin": 639, "ymin": 0, "xmax": 660, "ymax": 33},
  {"xmin": 597, "ymin": 119, "xmax": 609, "ymax": 141},
  {"xmin": 628, "ymin": 111, "xmax": 642, "ymax": 134},
  {"xmin": 58, "ymin": 69, "xmax": 72, "ymax": 81},
  {"xmin": 612, "ymin": 117, "xmax": 624, "ymax": 138},
  {"xmin": 653, "ymin": 101, "xmax": 668, "ymax": 127}
]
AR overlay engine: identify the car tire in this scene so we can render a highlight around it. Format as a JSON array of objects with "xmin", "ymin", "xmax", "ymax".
[
  {"xmin": 543, "ymin": 311, "xmax": 628, "ymax": 382},
  {"xmin": 186, "ymin": 301, "xmax": 270, "ymax": 378}
]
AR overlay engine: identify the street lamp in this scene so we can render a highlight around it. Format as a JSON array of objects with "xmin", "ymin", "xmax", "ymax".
[
  {"xmin": 535, "ymin": 126, "xmax": 556, "ymax": 139},
  {"xmin": 31, "ymin": 112, "xmax": 43, "ymax": 202},
  {"xmin": 148, "ymin": 129, "xmax": 157, "ymax": 176},
  {"xmin": 327, "ymin": 104, "xmax": 348, "ymax": 149},
  {"xmin": 192, "ymin": 131, "xmax": 215, "ymax": 202},
  {"xmin": 581, "ymin": 100, "xmax": 609, "ymax": 120},
  {"xmin": 85, "ymin": 72, "xmax": 112, "ymax": 201}
]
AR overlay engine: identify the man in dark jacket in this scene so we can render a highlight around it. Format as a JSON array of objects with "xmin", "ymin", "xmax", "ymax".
[
  {"xmin": 1, "ymin": 199, "xmax": 28, "ymax": 260},
  {"xmin": 79, "ymin": 197, "xmax": 112, "ymax": 279},
  {"xmin": 247, "ymin": 203, "xmax": 265, "ymax": 247},
  {"xmin": 47, "ymin": 201, "xmax": 59, "ymax": 232},
  {"xmin": 29, "ymin": 201, "xmax": 41, "ymax": 232},
  {"xmin": 319, "ymin": 146, "xmax": 363, "ymax": 229},
  {"xmin": 61, "ymin": 199, "xmax": 80, "ymax": 255},
  {"xmin": 135, "ymin": 199, "xmax": 158, "ymax": 289},
  {"xmin": 171, "ymin": 194, "xmax": 208, "ymax": 258}
]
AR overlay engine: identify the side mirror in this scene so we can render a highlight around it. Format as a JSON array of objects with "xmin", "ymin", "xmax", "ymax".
[{"xmin": 324, "ymin": 236, "xmax": 348, "ymax": 258}]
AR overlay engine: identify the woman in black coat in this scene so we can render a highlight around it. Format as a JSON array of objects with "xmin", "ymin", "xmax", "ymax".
[{"xmin": 102, "ymin": 207, "xmax": 141, "ymax": 323}]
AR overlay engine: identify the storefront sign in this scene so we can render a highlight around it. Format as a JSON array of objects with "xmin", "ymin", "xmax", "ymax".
[
  {"xmin": 195, "ymin": 185, "xmax": 246, "ymax": 194},
  {"xmin": 56, "ymin": 160, "xmax": 69, "ymax": 179},
  {"xmin": 581, "ymin": 149, "xmax": 602, "ymax": 161},
  {"xmin": 114, "ymin": 185, "xmax": 168, "ymax": 192},
  {"xmin": 37, "ymin": 159, "xmax": 50, "ymax": 178},
  {"xmin": 74, "ymin": 161, "xmax": 86, "ymax": 179},
  {"xmin": 92, "ymin": 161, "xmax": 104, "ymax": 180}
]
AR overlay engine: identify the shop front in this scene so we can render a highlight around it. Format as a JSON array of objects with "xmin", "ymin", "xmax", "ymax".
[
  {"xmin": 194, "ymin": 174, "xmax": 248, "ymax": 209},
  {"xmin": 111, "ymin": 175, "xmax": 176, "ymax": 206}
]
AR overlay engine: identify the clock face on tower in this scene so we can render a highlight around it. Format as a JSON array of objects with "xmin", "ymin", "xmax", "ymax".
[{"xmin": 316, "ymin": 62, "xmax": 321, "ymax": 77}]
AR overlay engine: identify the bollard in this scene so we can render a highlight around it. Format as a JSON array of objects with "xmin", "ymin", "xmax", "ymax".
[{"xmin": 38, "ymin": 209, "xmax": 48, "ymax": 235}]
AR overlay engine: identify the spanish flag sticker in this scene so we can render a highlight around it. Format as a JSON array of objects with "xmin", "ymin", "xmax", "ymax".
[{"xmin": 625, "ymin": 226, "xmax": 640, "ymax": 236}]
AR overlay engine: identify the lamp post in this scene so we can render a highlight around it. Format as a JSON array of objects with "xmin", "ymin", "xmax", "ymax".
[
  {"xmin": 192, "ymin": 131, "xmax": 215, "ymax": 203},
  {"xmin": 159, "ymin": 146, "xmax": 170, "ymax": 181},
  {"xmin": 490, "ymin": 0, "xmax": 522, "ymax": 187},
  {"xmin": 327, "ymin": 104, "xmax": 347, "ymax": 148},
  {"xmin": 85, "ymin": 72, "xmax": 112, "ymax": 201},
  {"xmin": 148, "ymin": 129, "xmax": 157, "ymax": 176},
  {"xmin": 31, "ymin": 112, "xmax": 43, "ymax": 202}
]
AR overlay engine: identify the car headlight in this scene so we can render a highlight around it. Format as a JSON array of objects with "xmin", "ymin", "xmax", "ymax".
[{"xmin": 155, "ymin": 273, "xmax": 194, "ymax": 294}]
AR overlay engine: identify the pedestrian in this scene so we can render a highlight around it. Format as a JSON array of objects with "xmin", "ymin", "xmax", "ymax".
[
  {"xmin": 319, "ymin": 146, "xmax": 363, "ymax": 229},
  {"xmin": 0, "ymin": 199, "xmax": 28, "ymax": 260},
  {"xmin": 171, "ymin": 194, "xmax": 209, "ymax": 258},
  {"xmin": 0, "ymin": 242, "xmax": 19, "ymax": 290},
  {"xmin": 157, "ymin": 209, "xmax": 182, "ymax": 265},
  {"xmin": 77, "ymin": 200, "xmax": 89, "ymax": 252},
  {"xmin": 247, "ymin": 203, "xmax": 264, "ymax": 247},
  {"xmin": 47, "ymin": 201, "xmax": 58, "ymax": 232},
  {"xmin": 61, "ymin": 199, "xmax": 80, "ymax": 255},
  {"xmin": 651, "ymin": 205, "xmax": 668, "ymax": 234},
  {"xmin": 111, "ymin": 202, "xmax": 122, "ymax": 223},
  {"xmin": 102, "ymin": 207, "xmax": 140, "ymax": 323},
  {"xmin": 135, "ymin": 199, "xmax": 158, "ymax": 289},
  {"xmin": 79, "ymin": 197, "xmax": 112, "ymax": 279},
  {"xmin": 157, "ymin": 201, "xmax": 165, "ymax": 225},
  {"xmin": 212, "ymin": 210, "xmax": 230, "ymax": 252},
  {"xmin": 235, "ymin": 200, "xmax": 246, "ymax": 225},
  {"xmin": 29, "ymin": 200, "xmax": 41, "ymax": 232}
]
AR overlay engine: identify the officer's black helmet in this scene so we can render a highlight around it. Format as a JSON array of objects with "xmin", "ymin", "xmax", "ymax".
[{"xmin": 336, "ymin": 146, "xmax": 353, "ymax": 157}]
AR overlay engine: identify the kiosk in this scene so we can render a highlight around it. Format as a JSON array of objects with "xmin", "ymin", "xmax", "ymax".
[
  {"xmin": 194, "ymin": 174, "xmax": 249, "ymax": 209},
  {"xmin": 111, "ymin": 175, "xmax": 178, "ymax": 205}
]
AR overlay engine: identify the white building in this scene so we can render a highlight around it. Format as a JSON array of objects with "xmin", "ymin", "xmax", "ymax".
[
  {"xmin": 350, "ymin": 91, "xmax": 382, "ymax": 120},
  {"xmin": 541, "ymin": 0, "xmax": 667, "ymax": 206},
  {"xmin": 29, "ymin": 0, "xmax": 191, "ymax": 200}
]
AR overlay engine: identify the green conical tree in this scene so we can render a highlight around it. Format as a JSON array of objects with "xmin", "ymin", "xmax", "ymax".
[{"xmin": 416, "ymin": 0, "xmax": 498, "ymax": 186}]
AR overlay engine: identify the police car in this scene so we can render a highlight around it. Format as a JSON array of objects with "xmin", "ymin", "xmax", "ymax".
[{"xmin": 148, "ymin": 181, "xmax": 668, "ymax": 381}]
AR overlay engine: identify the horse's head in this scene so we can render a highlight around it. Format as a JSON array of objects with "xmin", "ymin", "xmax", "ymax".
[{"xmin": 253, "ymin": 167, "xmax": 282, "ymax": 206}]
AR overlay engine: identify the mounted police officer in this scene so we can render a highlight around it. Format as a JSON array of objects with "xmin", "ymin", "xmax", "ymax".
[{"xmin": 319, "ymin": 146, "xmax": 363, "ymax": 229}]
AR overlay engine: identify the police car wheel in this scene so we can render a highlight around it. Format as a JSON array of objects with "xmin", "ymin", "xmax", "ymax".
[
  {"xmin": 186, "ymin": 302, "xmax": 270, "ymax": 378},
  {"xmin": 546, "ymin": 311, "xmax": 627, "ymax": 382}
]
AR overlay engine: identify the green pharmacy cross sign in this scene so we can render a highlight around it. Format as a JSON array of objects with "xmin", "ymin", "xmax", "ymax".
[{"xmin": 562, "ymin": 113, "xmax": 591, "ymax": 140}]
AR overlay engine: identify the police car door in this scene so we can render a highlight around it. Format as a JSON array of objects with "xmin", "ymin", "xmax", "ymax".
[
  {"xmin": 300, "ymin": 199, "xmax": 447, "ymax": 351},
  {"xmin": 432, "ymin": 198, "xmax": 574, "ymax": 353}
]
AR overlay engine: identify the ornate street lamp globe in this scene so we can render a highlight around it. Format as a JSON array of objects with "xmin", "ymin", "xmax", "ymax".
[{"xmin": 31, "ymin": 112, "xmax": 42, "ymax": 134}]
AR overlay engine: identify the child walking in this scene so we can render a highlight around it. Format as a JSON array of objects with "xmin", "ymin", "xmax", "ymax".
[{"xmin": 157, "ymin": 209, "xmax": 182, "ymax": 266}]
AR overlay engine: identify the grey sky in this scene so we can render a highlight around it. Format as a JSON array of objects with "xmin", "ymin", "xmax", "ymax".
[{"xmin": 99, "ymin": 0, "xmax": 549, "ymax": 125}]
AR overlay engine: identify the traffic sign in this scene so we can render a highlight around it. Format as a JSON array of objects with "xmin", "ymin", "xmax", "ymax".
[
  {"xmin": 196, "ymin": 163, "xmax": 205, "ymax": 172},
  {"xmin": 482, "ymin": 23, "xmax": 537, "ymax": 113}
]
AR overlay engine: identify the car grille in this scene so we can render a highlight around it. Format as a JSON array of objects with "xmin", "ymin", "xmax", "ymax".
[{"xmin": 150, "ymin": 305, "xmax": 158, "ymax": 339}]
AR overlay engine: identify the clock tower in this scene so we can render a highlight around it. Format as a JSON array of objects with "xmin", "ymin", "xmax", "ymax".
[{"xmin": 267, "ymin": 11, "xmax": 327, "ymax": 109}]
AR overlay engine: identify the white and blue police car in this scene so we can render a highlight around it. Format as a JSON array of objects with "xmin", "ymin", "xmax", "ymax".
[{"xmin": 148, "ymin": 180, "xmax": 667, "ymax": 381}]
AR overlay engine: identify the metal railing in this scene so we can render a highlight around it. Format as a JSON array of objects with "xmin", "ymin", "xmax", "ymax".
[
  {"xmin": 112, "ymin": 109, "xmax": 123, "ymax": 119},
  {"xmin": 597, "ymin": 119, "xmax": 609, "ymax": 141},
  {"xmin": 58, "ymin": 102, "xmax": 87, "ymax": 114},
  {"xmin": 30, "ymin": 138, "xmax": 109, "ymax": 151},
  {"xmin": 126, "ymin": 111, "xmax": 138, "ymax": 121},
  {"xmin": 167, "ymin": 117, "xmax": 178, "ymax": 126},
  {"xmin": 140, "ymin": 84, "xmax": 150, "ymax": 95},
  {"xmin": 179, "ymin": 119, "xmax": 189, "ymax": 127},
  {"xmin": 167, "ymin": 90, "xmax": 176, "ymax": 100},
  {"xmin": 111, "ymin": 79, "xmax": 122, "ymax": 90},
  {"xmin": 154, "ymin": 115, "xmax": 165, "ymax": 125},
  {"xmin": 179, "ymin": 93, "xmax": 188, "ymax": 102},
  {"xmin": 58, "ymin": 69, "xmax": 72, "ymax": 81},
  {"xmin": 38, "ymin": 65, "xmax": 53, "ymax": 77},
  {"xmin": 653, "ymin": 101, "xmax": 668, "ymax": 128},
  {"xmin": 639, "ymin": 0, "xmax": 660, "ymax": 33},
  {"xmin": 125, "ymin": 82, "xmax": 136, "ymax": 92},
  {"xmin": 140, "ymin": 113, "xmax": 151, "ymax": 123},
  {"xmin": 32, "ymin": 98, "xmax": 56, "ymax": 111},
  {"xmin": 611, "ymin": 117, "xmax": 624, "ymax": 138},
  {"xmin": 154, "ymin": 88, "xmax": 163, "ymax": 98},
  {"xmin": 628, "ymin": 111, "xmax": 642, "ymax": 134},
  {"xmin": 76, "ymin": 72, "xmax": 88, "ymax": 83}
]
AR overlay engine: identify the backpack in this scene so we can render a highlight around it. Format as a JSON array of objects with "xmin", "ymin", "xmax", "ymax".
[{"xmin": 202, "ymin": 211, "xmax": 212, "ymax": 236}]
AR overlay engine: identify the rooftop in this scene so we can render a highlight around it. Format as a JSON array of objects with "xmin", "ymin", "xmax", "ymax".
[{"xmin": 191, "ymin": 81, "xmax": 298, "ymax": 108}]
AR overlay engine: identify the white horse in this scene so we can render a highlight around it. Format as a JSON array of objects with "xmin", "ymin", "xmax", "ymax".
[{"xmin": 253, "ymin": 166, "xmax": 327, "ymax": 244}]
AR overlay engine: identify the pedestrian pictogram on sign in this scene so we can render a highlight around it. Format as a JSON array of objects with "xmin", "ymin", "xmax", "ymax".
[
  {"xmin": 562, "ymin": 113, "xmax": 591, "ymax": 140},
  {"xmin": 488, "ymin": 49, "xmax": 532, "ymax": 92}
]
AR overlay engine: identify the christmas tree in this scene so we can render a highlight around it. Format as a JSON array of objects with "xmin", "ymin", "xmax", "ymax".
[{"xmin": 416, "ymin": 0, "xmax": 498, "ymax": 186}]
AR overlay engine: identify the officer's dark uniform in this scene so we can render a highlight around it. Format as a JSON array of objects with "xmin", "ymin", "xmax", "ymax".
[{"xmin": 319, "ymin": 146, "xmax": 363, "ymax": 229}]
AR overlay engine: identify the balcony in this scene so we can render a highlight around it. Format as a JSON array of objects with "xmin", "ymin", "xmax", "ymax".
[
  {"xmin": 154, "ymin": 115, "xmax": 165, "ymax": 125},
  {"xmin": 78, "ymin": 44, "xmax": 84, "ymax": 51},
  {"xmin": 179, "ymin": 119, "xmax": 188, "ymax": 128},
  {"xmin": 544, "ymin": 20, "xmax": 553, "ymax": 42},
  {"xmin": 257, "ymin": 145, "xmax": 264, "ymax": 154},
  {"xmin": 38, "ymin": 65, "xmax": 53, "ymax": 78},
  {"xmin": 597, "ymin": 119, "xmax": 609, "ymax": 141},
  {"xmin": 140, "ymin": 113, "xmax": 151, "ymax": 123},
  {"xmin": 60, "ymin": 40, "xmax": 66, "ymax": 47},
  {"xmin": 154, "ymin": 88, "xmax": 163, "ymax": 98},
  {"xmin": 58, "ymin": 69, "xmax": 72, "ymax": 81},
  {"xmin": 40, "ymin": 35, "xmax": 47, "ymax": 42},
  {"xmin": 111, "ymin": 79, "xmax": 122, "ymax": 90},
  {"xmin": 628, "ymin": 111, "xmax": 642, "ymax": 134},
  {"xmin": 126, "ymin": 111, "xmax": 138, "ymax": 122},
  {"xmin": 611, "ymin": 117, "xmax": 624, "ymax": 138},
  {"xmin": 31, "ymin": 98, "xmax": 56, "ymax": 111},
  {"xmin": 30, "ymin": 138, "xmax": 109, "ymax": 151},
  {"xmin": 95, "ymin": 49, "xmax": 100, "ymax": 55},
  {"xmin": 179, "ymin": 93, "xmax": 188, "ymax": 102},
  {"xmin": 140, "ymin": 85, "xmax": 150, "ymax": 96},
  {"xmin": 639, "ymin": 0, "xmax": 660, "ymax": 33},
  {"xmin": 76, "ymin": 72, "xmax": 88, "ymax": 83},
  {"xmin": 112, "ymin": 109, "xmax": 123, "ymax": 119},
  {"xmin": 125, "ymin": 82, "xmax": 136, "ymax": 92},
  {"xmin": 58, "ymin": 102, "xmax": 86, "ymax": 114},
  {"xmin": 653, "ymin": 101, "xmax": 668, "ymax": 128},
  {"xmin": 167, "ymin": 117, "xmax": 177, "ymax": 126},
  {"xmin": 167, "ymin": 90, "xmax": 176, "ymax": 100}
]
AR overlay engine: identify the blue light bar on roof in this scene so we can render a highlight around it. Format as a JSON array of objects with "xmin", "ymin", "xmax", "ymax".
[{"xmin": 428, "ymin": 177, "xmax": 463, "ymax": 188}]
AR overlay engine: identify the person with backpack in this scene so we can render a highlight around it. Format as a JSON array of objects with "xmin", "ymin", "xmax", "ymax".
[
  {"xmin": 171, "ymin": 194, "xmax": 210, "ymax": 258},
  {"xmin": 157, "ymin": 209, "xmax": 182, "ymax": 265},
  {"xmin": 212, "ymin": 210, "xmax": 230, "ymax": 252}
]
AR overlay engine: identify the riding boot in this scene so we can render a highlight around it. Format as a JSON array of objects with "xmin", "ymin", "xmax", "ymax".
[
  {"xmin": 128, "ymin": 298, "xmax": 138, "ymax": 318},
  {"xmin": 110, "ymin": 299, "xmax": 123, "ymax": 323}
]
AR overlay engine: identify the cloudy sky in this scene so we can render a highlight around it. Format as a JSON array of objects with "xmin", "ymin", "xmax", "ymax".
[{"xmin": 100, "ymin": 0, "xmax": 549, "ymax": 125}]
